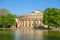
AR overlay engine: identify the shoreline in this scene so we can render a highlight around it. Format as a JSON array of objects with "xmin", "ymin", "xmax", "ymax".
[{"xmin": 0, "ymin": 28, "xmax": 60, "ymax": 31}]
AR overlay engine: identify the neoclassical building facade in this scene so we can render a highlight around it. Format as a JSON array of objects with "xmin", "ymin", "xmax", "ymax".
[{"xmin": 16, "ymin": 10, "xmax": 44, "ymax": 28}]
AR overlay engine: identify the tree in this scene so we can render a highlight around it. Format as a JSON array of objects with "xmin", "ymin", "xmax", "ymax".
[
  {"xmin": 43, "ymin": 8, "xmax": 60, "ymax": 27},
  {"xmin": 0, "ymin": 14, "xmax": 16, "ymax": 28},
  {"xmin": 7, "ymin": 14, "xmax": 16, "ymax": 26},
  {"xmin": 0, "ymin": 8, "xmax": 16, "ymax": 28}
]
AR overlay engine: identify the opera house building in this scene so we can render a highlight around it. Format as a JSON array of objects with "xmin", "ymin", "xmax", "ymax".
[{"xmin": 15, "ymin": 10, "xmax": 47, "ymax": 28}]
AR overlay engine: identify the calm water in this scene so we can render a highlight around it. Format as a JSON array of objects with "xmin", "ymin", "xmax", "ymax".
[{"xmin": 0, "ymin": 29, "xmax": 60, "ymax": 40}]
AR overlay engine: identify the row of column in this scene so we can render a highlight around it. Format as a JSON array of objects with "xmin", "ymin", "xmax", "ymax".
[{"xmin": 20, "ymin": 19, "xmax": 42, "ymax": 28}]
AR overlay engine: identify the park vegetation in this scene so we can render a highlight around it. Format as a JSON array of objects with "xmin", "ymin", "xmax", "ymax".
[
  {"xmin": 0, "ymin": 8, "xmax": 60, "ymax": 28},
  {"xmin": 43, "ymin": 8, "xmax": 60, "ymax": 28},
  {"xmin": 0, "ymin": 8, "xmax": 16, "ymax": 28}
]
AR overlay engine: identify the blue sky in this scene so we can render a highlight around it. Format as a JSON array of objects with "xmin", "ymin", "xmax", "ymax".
[{"xmin": 0, "ymin": 0, "xmax": 60, "ymax": 15}]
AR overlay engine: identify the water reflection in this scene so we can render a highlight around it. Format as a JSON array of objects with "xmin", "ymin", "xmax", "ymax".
[
  {"xmin": 14, "ymin": 29, "xmax": 45, "ymax": 40},
  {"xmin": 0, "ymin": 29, "xmax": 60, "ymax": 40},
  {"xmin": 44, "ymin": 30, "xmax": 60, "ymax": 40},
  {"xmin": 15, "ymin": 29, "xmax": 21, "ymax": 40},
  {"xmin": 0, "ymin": 29, "xmax": 14, "ymax": 40}
]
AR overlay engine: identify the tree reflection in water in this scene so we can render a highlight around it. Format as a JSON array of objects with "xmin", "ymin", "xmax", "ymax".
[
  {"xmin": 0, "ymin": 29, "xmax": 14, "ymax": 40},
  {"xmin": 0, "ymin": 29, "xmax": 60, "ymax": 40}
]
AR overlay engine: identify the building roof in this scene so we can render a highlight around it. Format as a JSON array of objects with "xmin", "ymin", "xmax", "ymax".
[{"xmin": 19, "ymin": 10, "xmax": 43, "ymax": 20}]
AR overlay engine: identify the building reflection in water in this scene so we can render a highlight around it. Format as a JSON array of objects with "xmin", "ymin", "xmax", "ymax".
[
  {"xmin": 14, "ymin": 29, "xmax": 45, "ymax": 40},
  {"xmin": 14, "ymin": 29, "xmax": 21, "ymax": 40}
]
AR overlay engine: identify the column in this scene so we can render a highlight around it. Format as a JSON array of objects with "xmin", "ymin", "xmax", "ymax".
[
  {"xmin": 32, "ymin": 20, "xmax": 34, "ymax": 27},
  {"xmin": 27, "ymin": 19, "xmax": 29, "ymax": 27},
  {"xmin": 21, "ymin": 20, "xmax": 23, "ymax": 27},
  {"xmin": 23, "ymin": 19, "xmax": 26, "ymax": 27},
  {"xmin": 37, "ymin": 19, "xmax": 40, "ymax": 26},
  {"xmin": 20, "ymin": 20, "xmax": 22, "ymax": 27},
  {"xmin": 25, "ymin": 19, "xmax": 27, "ymax": 27},
  {"xmin": 17, "ymin": 19, "xmax": 21, "ymax": 28},
  {"xmin": 25, "ymin": 20, "xmax": 27, "ymax": 27},
  {"xmin": 36, "ymin": 20, "xmax": 38, "ymax": 26},
  {"xmin": 30, "ymin": 19, "xmax": 32, "ymax": 28},
  {"xmin": 39, "ymin": 20, "xmax": 41, "ymax": 25},
  {"xmin": 21, "ymin": 20, "xmax": 24, "ymax": 27}
]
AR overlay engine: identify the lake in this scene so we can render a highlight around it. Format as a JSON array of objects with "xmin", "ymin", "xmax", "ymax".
[{"xmin": 0, "ymin": 29, "xmax": 60, "ymax": 40}]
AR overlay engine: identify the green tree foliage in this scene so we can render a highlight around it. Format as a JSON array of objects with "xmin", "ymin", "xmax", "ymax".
[
  {"xmin": 0, "ymin": 8, "xmax": 16, "ymax": 28},
  {"xmin": 0, "ymin": 14, "xmax": 16, "ymax": 28},
  {"xmin": 43, "ymin": 8, "xmax": 60, "ymax": 27}
]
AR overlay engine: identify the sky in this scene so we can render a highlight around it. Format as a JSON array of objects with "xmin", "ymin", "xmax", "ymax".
[{"xmin": 0, "ymin": 0, "xmax": 60, "ymax": 15}]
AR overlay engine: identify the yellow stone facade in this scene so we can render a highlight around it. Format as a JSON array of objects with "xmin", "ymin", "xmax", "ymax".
[{"xmin": 16, "ymin": 10, "xmax": 44, "ymax": 28}]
